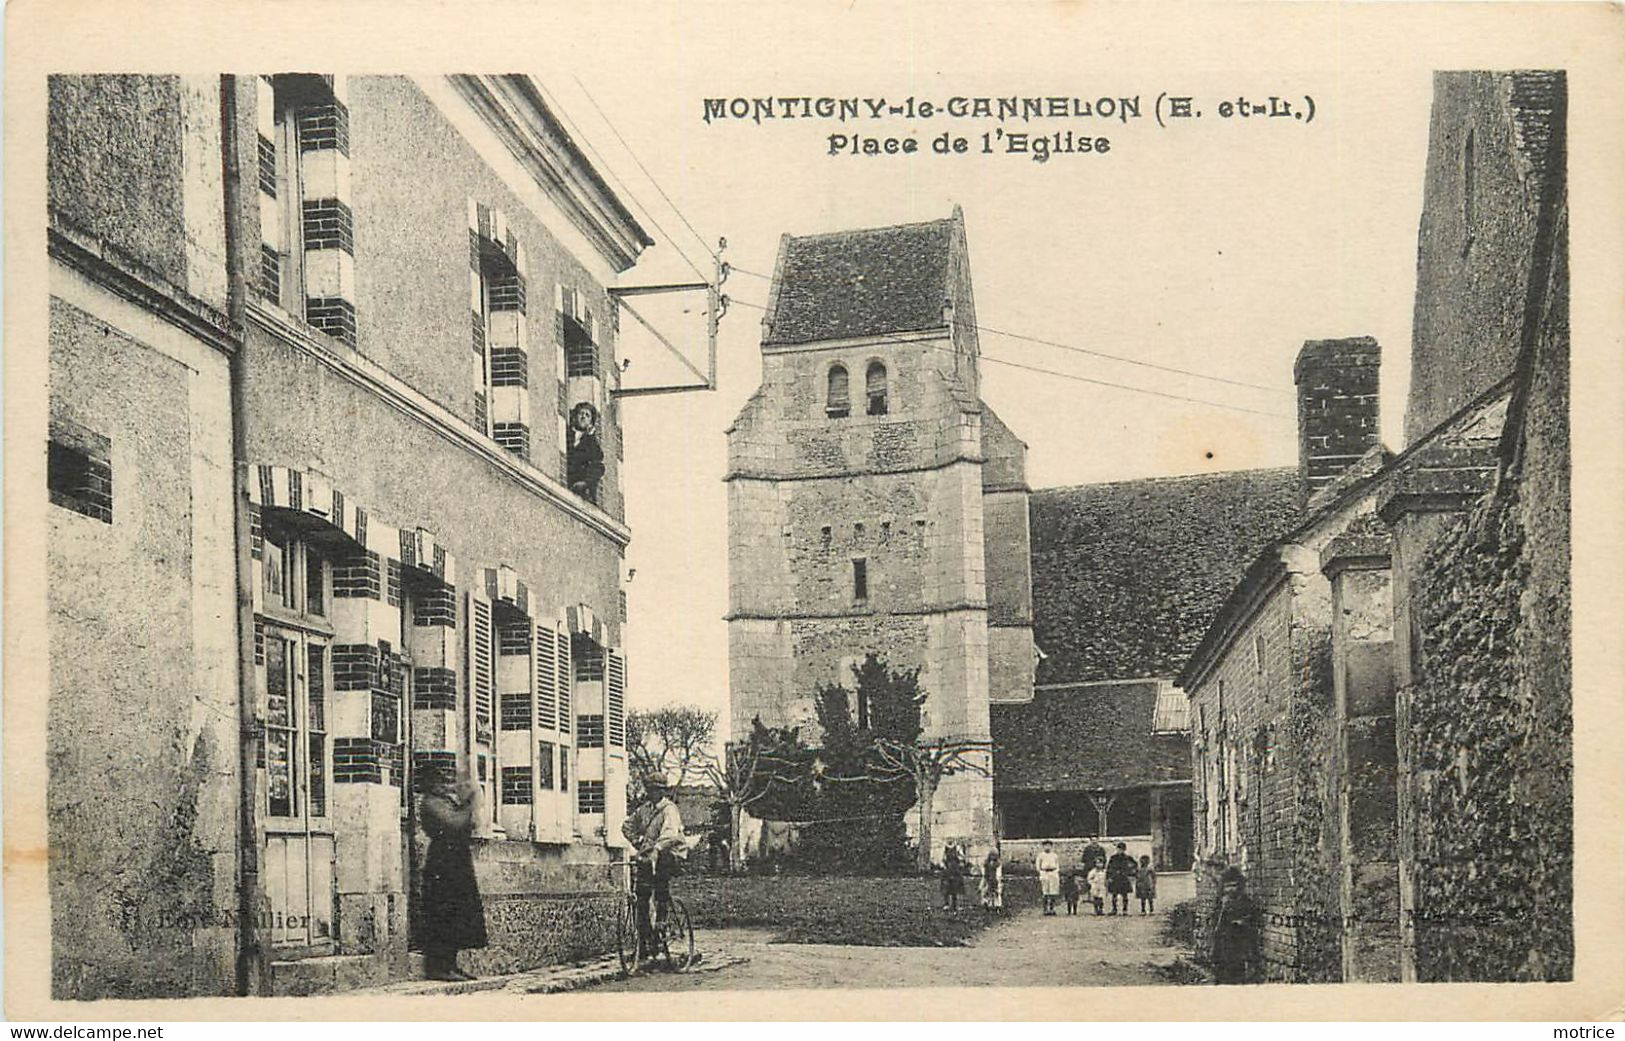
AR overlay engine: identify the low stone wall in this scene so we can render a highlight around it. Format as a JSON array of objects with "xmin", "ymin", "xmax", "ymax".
[
  {"xmin": 461, "ymin": 891, "xmax": 622, "ymax": 977},
  {"xmin": 451, "ymin": 839, "xmax": 625, "ymax": 977},
  {"xmin": 1000, "ymin": 835, "xmax": 1152, "ymax": 873}
]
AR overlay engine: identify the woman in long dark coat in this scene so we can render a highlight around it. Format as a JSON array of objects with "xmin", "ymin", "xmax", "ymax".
[
  {"xmin": 419, "ymin": 763, "xmax": 487, "ymax": 981},
  {"xmin": 1211, "ymin": 866, "xmax": 1263, "ymax": 984}
]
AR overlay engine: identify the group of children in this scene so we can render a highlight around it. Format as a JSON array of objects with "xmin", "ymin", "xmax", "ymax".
[{"xmin": 1035, "ymin": 839, "xmax": 1157, "ymax": 917}]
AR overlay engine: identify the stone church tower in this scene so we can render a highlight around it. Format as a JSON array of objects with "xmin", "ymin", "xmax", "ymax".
[{"xmin": 726, "ymin": 207, "xmax": 1034, "ymax": 851}]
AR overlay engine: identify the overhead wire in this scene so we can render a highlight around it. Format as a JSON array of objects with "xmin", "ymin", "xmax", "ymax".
[
  {"xmin": 538, "ymin": 91, "xmax": 1287, "ymax": 414},
  {"xmin": 728, "ymin": 263, "xmax": 1281, "ymax": 395},
  {"xmin": 728, "ymin": 298, "xmax": 1292, "ymax": 421},
  {"xmin": 572, "ymin": 75, "xmax": 721, "ymax": 269},
  {"xmin": 529, "ymin": 75, "xmax": 713, "ymax": 283}
]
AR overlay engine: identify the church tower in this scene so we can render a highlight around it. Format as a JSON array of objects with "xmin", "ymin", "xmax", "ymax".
[{"xmin": 726, "ymin": 207, "xmax": 1033, "ymax": 851}]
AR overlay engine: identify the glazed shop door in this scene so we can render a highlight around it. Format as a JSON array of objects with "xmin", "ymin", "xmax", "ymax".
[{"xmin": 262, "ymin": 627, "xmax": 338, "ymax": 951}]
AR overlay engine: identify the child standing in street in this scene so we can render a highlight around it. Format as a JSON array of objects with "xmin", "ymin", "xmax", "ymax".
[
  {"xmin": 1085, "ymin": 862, "xmax": 1107, "ymax": 915},
  {"xmin": 980, "ymin": 848, "xmax": 1004, "ymax": 913},
  {"xmin": 1137, "ymin": 855, "xmax": 1157, "ymax": 914},
  {"xmin": 1035, "ymin": 840, "xmax": 1061, "ymax": 916},
  {"xmin": 1062, "ymin": 870, "xmax": 1081, "ymax": 915}
]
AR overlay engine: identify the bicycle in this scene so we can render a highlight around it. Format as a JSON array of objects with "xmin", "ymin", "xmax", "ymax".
[{"xmin": 613, "ymin": 855, "xmax": 696, "ymax": 976}]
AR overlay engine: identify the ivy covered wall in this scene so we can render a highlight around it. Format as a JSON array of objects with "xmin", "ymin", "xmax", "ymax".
[{"xmin": 1403, "ymin": 205, "xmax": 1570, "ymax": 983}]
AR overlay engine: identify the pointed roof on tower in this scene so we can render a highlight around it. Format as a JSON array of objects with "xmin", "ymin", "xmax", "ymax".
[{"xmin": 761, "ymin": 209, "xmax": 967, "ymax": 347}]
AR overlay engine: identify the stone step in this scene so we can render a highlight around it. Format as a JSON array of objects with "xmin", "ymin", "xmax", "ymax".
[{"xmin": 269, "ymin": 953, "xmax": 391, "ymax": 996}]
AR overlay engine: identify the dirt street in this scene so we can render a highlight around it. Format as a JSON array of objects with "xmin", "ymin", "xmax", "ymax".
[{"xmin": 590, "ymin": 905, "xmax": 1187, "ymax": 992}]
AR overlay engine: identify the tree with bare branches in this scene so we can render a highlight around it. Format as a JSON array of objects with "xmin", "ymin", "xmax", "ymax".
[
  {"xmin": 626, "ymin": 704, "xmax": 718, "ymax": 802},
  {"xmin": 872, "ymin": 734, "xmax": 992, "ymax": 872},
  {"xmin": 701, "ymin": 719, "xmax": 805, "ymax": 871}
]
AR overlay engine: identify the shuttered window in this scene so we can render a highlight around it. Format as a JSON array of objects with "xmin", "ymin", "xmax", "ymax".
[
  {"xmin": 533, "ymin": 622, "xmax": 559, "ymax": 731},
  {"xmin": 467, "ymin": 593, "xmax": 494, "ymax": 747},
  {"xmin": 607, "ymin": 648, "xmax": 626, "ymax": 747},
  {"xmin": 469, "ymin": 603, "xmax": 493, "ymax": 733},
  {"xmin": 556, "ymin": 621, "xmax": 572, "ymax": 734}
]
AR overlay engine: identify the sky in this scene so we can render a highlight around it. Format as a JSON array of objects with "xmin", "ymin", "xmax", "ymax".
[{"xmin": 525, "ymin": 7, "xmax": 1443, "ymax": 740}]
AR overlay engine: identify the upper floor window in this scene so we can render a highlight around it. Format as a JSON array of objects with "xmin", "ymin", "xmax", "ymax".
[
  {"xmin": 475, "ymin": 241, "xmax": 525, "ymax": 438},
  {"xmin": 566, "ymin": 402, "xmax": 605, "ymax": 504},
  {"xmin": 263, "ymin": 529, "xmax": 331, "ymax": 623},
  {"xmin": 826, "ymin": 364, "xmax": 850, "ymax": 418},
  {"xmin": 852, "ymin": 557, "xmax": 868, "ymax": 601},
  {"xmin": 562, "ymin": 287, "xmax": 598, "ymax": 377},
  {"xmin": 572, "ymin": 633, "xmax": 606, "ymax": 681},
  {"xmin": 259, "ymin": 75, "xmax": 355, "ymax": 347},
  {"xmin": 866, "ymin": 362, "xmax": 888, "ymax": 416}
]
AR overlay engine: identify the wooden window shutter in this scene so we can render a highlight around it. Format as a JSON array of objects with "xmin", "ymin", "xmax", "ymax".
[
  {"xmin": 555, "ymin": 620, "xmax": 572, "ymax": 735},
  {"xmin": 466, "ymin": 591, "xmax": 494, "ymax": 747},
  {"xmin": 533, "ymin": 620, "xmax": 559, "ymax": 732},
  {"xmin": 607, "ymin": 647, "xmax": 626, "ymax": 748}
]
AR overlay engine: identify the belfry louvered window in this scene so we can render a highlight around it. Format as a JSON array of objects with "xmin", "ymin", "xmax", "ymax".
[
  {"xmin": 866, "ymin": 362, "xmax": 888, "ymax": 416},
  {"xmin": 826, "ymin": 365, "xmax": 850, "ymax": 418}
]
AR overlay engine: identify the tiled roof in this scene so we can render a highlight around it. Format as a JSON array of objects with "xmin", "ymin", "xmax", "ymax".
[
  {"xmin": 763, "ymin": 219, "xmax": 954, "ymax": 345},
  {"xmin": 991, "ymin": 680, "xmax": 1190, "ymax": 792},
  {"xmin": 1029, "ymin": 468, "xmax": 1302, "ymax": 686}
]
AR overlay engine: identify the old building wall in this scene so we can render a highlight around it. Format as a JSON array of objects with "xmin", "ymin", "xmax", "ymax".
[
  {"xmin": 728, "ymin": 338, "xmax": 982, "ymax": 481},
  {"xmin": 726, "ymin": 329, "xmax": 994, "ymax": 742},
  {"xmin": 1406, "ymin": 72, "xmax": 1561, "ymax": 443},
  {"xmin": 1279, "ymin": 567, "xmax": 1342, "ymax": 984},
  {"xmin": 1189, "ymin": 577, "xmax": 1296, "ymax": 975},
  {"xmin": 239, "ymin": 336, "xmax": 623, "ymax": 653},
  {"xmin": 1324, "ymin": 551, "xmax": 1400, "ymax": 982},
  {"xmin": 47, "ymin": 289, "xmax": 240, "ymax": 999},
  {"xmin": 980, "ymin": 404, "xmax": 1034, "ymax": 706},
  {"xmin": 1398, "ymin": 205, "xmax": 1569, "ymax": 983},
  {"xmin": 231, "ymin": 75, "xmax": 626, "ymax": 516},
  {"xmin": 50, "ymin": 75, "xmax": 230, "ymax": 311},
  {"xmin": 49, "ymin": 76, "xmax": 189, "ymax": 287},
  {"xmin": 347, "ymin": 77, "xmax": 624, "ymax": 511},
  {"xmin": 727, "ymin": 260, "xmax": 996, "ymax": 843},
  {"xmin": 1189, "ymin": 527, "xmax": 1363, "ymax": 983}
]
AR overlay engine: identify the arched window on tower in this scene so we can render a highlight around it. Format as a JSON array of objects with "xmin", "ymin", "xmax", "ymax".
[
  {"xmin": 826, "ymin": 364, "xmax": 850, "ymax": 418},
  {"xmin": 866, "ymin": 362, "xmax": 888, "ymax": 416}
]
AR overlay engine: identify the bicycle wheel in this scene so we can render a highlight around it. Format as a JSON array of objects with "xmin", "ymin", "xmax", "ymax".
[
  {"xmin": 615, "ymin": 895, "xmax": 642, "ymax": 977},
  {"xmin": 661, "ymin": 898, "xmax": 696, "ymax": 972}
]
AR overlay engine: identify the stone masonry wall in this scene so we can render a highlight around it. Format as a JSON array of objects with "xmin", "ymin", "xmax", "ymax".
[
  {"xmin": 1407, "ymin": 72, "xmax": 1558, "ymax": 443},
  {"xmin": 48, "ymin": 295, "xmax": 240, "ymax": 998},
  {"xmin": 1191, "ymin": 578, "xmax": 1294, "ymax": 970},
  {"xmin": 727, "ymin": 299, "xmax": 996, "ymax": 845},
  {"xmin": 1190, "ymin": 541, "xmax": 1350, "ymax": 982},
  {"xmin": 1401, "ymin": 205, "xmax": 1569, "ymax": 983}
]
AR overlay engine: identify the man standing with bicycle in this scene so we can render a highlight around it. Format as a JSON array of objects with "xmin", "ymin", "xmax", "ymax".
[{"xmin": 622, "ymin": 771, "xmax": 687, "ymax": 953}]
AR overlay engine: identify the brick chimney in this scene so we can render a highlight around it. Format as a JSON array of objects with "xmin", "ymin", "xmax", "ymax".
[{"xmin": 1295, "ymin": 336, "xmax": 1381, "ymax": 507}]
